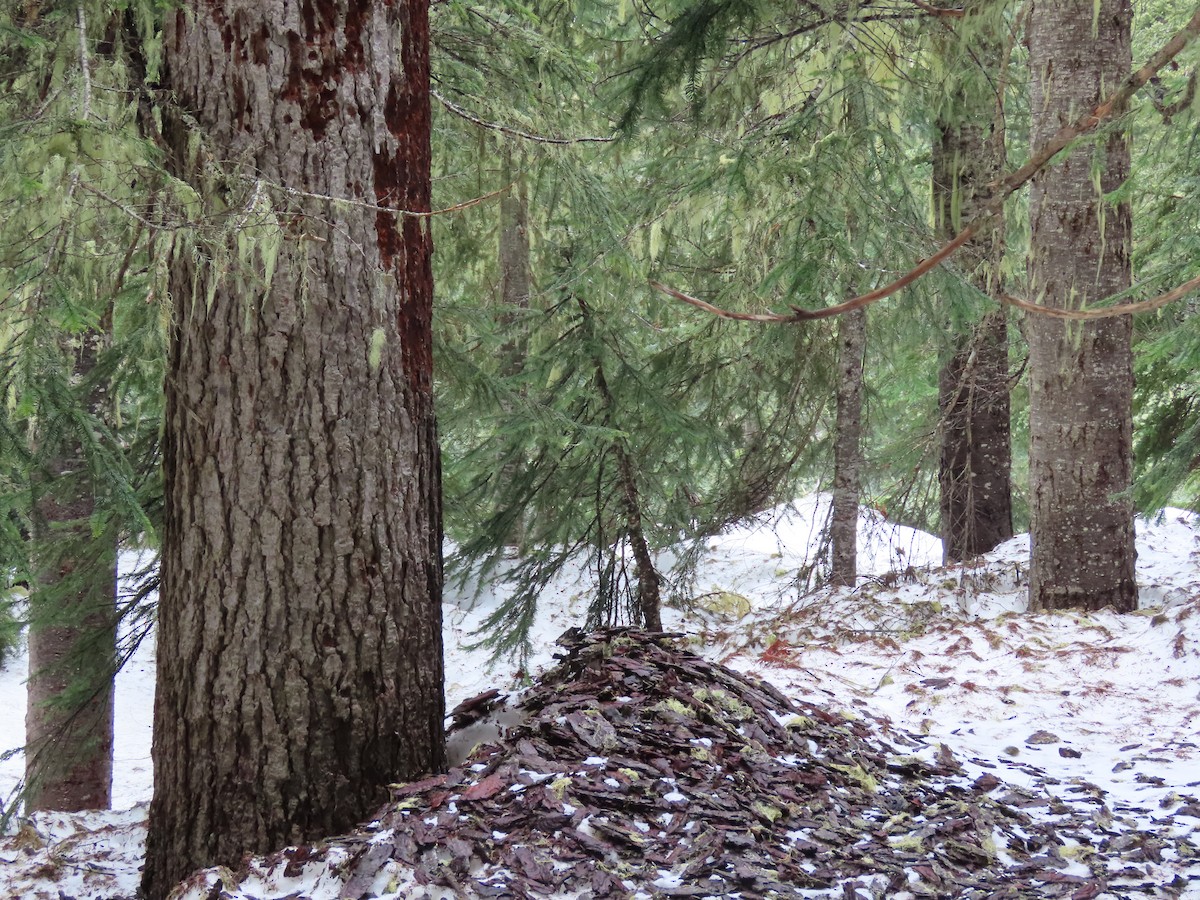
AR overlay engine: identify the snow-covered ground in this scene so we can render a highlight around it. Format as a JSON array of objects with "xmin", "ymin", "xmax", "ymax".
[{"xmin": 2, "ymin": 495, "xmax": 1199, "ymax": 898}]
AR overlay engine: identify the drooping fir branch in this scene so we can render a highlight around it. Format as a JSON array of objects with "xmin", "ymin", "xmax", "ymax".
[{"xmin": 0, "ymin": 0, "xmax": 167, "ymax": 815}]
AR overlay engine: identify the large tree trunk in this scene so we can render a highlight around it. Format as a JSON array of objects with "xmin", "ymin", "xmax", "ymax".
[
  {"xmin": 829, "ymin": 307, "xmax": 865, "ymax": 587},
  {"xmin": 1026, "ymin": 0, "xmax": 1137, "ymax": 612},
  {"xmin": 25, "ymin": 335, "xmax": 116, "ymax": 812},
  {"xmin": 933, "ymin": 2, "xmax": 1013, "ymax": 565},
  {"xmin": 142, "ymin": 2, "xmax": 445, "ymax": 897}
]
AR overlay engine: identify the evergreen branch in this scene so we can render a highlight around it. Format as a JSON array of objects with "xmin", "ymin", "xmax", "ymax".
[
  {"xmin": 650, "ymin": 224, "xmax": 973, "ymax": 322},
  {"xmin": 727, "ymin": 12, "xmax": 918, "ymax": 68},
  {"xmin": 81, "ymin": 175, "xmax": 513, "ymax": 227},
  {"xmin": 252, "ymin": 175, "xmax": 516, "ymax": 219},
  {"xmin": 654, "ymin": 3, "xmax": 1200, "ymax": 323},
  {"xmin": 432, "ymin": 89, "xmax": 616, "ymax": 145},
  {"xmin": 656, "ymin": 260, "xmax": 1200, "ymax": 327}
]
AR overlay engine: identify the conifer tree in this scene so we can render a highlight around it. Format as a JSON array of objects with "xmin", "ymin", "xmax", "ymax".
[
  {"xmin": 620, "ymin": 1, "xmax": 945, "ymax": 570},
  {"xmin": 931, "ymin": 0, "xmax": 1014, "ymax": 563},
  {"xmin": 430, "ymin": 0, "xmax": 826, "ymax": 644}
]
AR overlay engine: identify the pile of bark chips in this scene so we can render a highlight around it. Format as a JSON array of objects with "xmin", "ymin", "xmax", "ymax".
[{"xmin": 293, "ymin": 629, "xmax": 1199, "ymax": 899}]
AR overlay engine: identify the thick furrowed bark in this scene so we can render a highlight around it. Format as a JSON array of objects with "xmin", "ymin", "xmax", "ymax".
[{"xmin": 142, "ymin": 2, "xmax": 445, "ymax": 897}]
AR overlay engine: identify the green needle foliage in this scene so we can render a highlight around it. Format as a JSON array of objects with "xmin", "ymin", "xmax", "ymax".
[{"xmin": 1130, "ymin": 5, "xmax": 1200, "ymax": 513}]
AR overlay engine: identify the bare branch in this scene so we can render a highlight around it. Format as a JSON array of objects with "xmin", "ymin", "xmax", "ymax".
[
  {"xmin": 998, "ymin": 270, "xmax": 1200, "ymax": 320},
  {"xmin": 651, "ymin": 227, "xmax": 977, "ymax": 323},
  {"xmin": 258, "ymin": 177, "xmax": 516, "ymax": 219},
  {"xmin": 908, "ymin": 0, "xmax": 965, "ymax": 19},
  {"xmin": 432, "ymin": 89, "xmax": 616, "ymax": 146},
  {"xmin": 649, "ymin": 281, "xmax": 803, "ymax": 323},
  {"xmin": 81, "ymin": 177, "xmax": 515, "ymax": 230}
]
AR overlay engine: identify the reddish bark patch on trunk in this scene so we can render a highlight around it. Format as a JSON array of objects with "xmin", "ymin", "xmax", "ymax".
[{"xmin": 399, "ymin": 217, "xmax": 434, "ymax": 391}]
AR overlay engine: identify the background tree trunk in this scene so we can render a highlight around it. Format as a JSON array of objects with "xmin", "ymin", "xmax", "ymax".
[
  {"xmin": 25, "ymin": 334, "xmax": 116, "ymax": 812},
  {"xmin": 499, "ymin": 148, "xmax": 531, "ymax": 322},
  {"xmin": 830, "ymin": 307, "xmax": 866, "ymax": 587},
  {"xmin": 497, "ymin": 145, "xmax": 531, "ymax": 548},
  {"xmin": 933, "ymin": 1, "xmax": 1013, "ymax": 565},
  {"xmin": 578, "ymin": 297, "xmax": 663, "ymax": 631},
  {"xmin": 937, "ymin": 310, "xmax": 1012, "ymax": 562},
  {"xmin": 142, "ymin": 1, "xmax": 445, "ymax": 897},
  {"xmin": 1026, "ymin": 0, "xmax": 1137, "ymax": 612}
]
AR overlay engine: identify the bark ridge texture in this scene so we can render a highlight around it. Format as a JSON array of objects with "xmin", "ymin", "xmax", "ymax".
[{"xmin": 830, "ymin": 307, "xmax": 866, "ymax": 587}]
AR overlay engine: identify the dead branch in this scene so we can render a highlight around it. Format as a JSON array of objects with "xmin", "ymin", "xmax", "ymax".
[
  {"xmin": 432, "ymin": 89, "xmax": 616, "ymax": 146},
  {"xmin": 998, "ymin": 269, "xmax": 1200, "ymax": 320}
]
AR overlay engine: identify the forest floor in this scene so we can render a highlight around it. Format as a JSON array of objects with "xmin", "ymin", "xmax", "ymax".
[{"xmin": 1, "ymin": 495, "xmax": 1199, "ymax": 898}]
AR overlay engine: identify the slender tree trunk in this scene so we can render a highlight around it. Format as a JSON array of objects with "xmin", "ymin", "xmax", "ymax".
[
  {"xmin": 830, "ymin": 307, "xmax": 865, "ymax": 587},
  {"xmin": 578, "ymin": 297, "xmax": 663, "ymax": 630},
  {"xmin": 143, "ymin": 2, "xmax": 445, "ymax": 897},
  {"xmin": 25, "ymin": 335, "xmax": 116, "ymax": 811},
  {"xmin": 497, "ymin": 146, "xmax": 531, "ymax": 547},
  {"xmin": 498, "ymin": 148, "xmax": 531, "ymax": 322},
  {"xmin": 615, "ymin": 444, "xmax": 664, "ymax": 632},
  {"xmin": 1026, "ymin": 0, "xmax": 1137, "ymax": 612},
  {"xmin": 933, "ymin": 1, "xmax": 1013, "ymax": 564}
]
